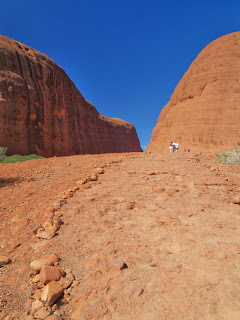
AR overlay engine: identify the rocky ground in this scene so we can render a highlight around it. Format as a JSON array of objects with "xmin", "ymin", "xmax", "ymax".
[{"xmin": 0, "ymin": 151, "xmax": 240, "ymax": 320}]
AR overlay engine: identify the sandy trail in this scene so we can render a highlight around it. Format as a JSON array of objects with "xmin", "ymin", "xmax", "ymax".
[
  {"xmin": 54, "ymin": 153, "xmax": 240, "ymax": 319},
  {"xmin": 0, "ymin": 152, "xmax": 240, "ymax": 319}
]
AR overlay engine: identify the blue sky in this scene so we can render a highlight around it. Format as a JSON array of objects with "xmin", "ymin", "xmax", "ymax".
[{"xmin": 0, "ymin": 0, "xmax": 239, "ymax": 150}]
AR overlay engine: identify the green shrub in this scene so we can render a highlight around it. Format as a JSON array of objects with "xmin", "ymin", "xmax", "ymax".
[
  {"xmin": 0, "ymin": 147, "xmax": 7, "ymax": 162},
  {"xmin": 194, "ymin": 157, "xmax": 200, "ymax": 162},
  {"xmin": 216, "ymin": 151, "xmax": 228, "ymax": 163},
  {"xmin": 1, "ymin": 153, "xmax": 44, "ymax": 164},
  {"xmin": 216, "ymin": 148, "xmax": 240, "ymax": 165}
]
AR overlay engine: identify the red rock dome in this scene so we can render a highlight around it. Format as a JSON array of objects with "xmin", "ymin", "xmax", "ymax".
[
  {"xmin": 0, "ymin": 35, "xmax": 142, "ymax": 157},
  {"xmin": 147, "ymin": 32, "xmax": 240, "ymax": 152}
]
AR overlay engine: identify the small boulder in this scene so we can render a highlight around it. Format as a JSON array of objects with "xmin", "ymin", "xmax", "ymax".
[
  {"xmin": 60, "ymin": 297, "xmax": 70, "ymax": 304},
  {"xmin": 148, "ymin": 172, "xmax": 156, "ymax": 175},
  {"xmin": 233, "ymin": 194, "xmax": 240, "ymax": 204},
  {"xmin": 67, "ymin": 190, "xmax": 74, "ymax": 198},
  {"xmin": 96, "ymin": 168, "xmax": 104, "ymax": 174},
  {"xmin": 59, "ymin": 276, "xmax": 73, "ymax": 289},
  {"xmin": 0, "ymin": 256, "xmax": 11, "ymax": 266},
  {"xmin": 32, "ymin": 289, "xmax": 43, "ymax": 300},
  {"xmin": 76, "ymin": 178, "xmax": 87, "ymax": 185},
  {"xmin": 71, "ymin": 280, "xmax": 79, "ymax": 288},
  {"xmin": 34, "ymin": 307, "xmax": 51, "ymax": 319},
  {"xmin": 66, "ymin": 273, "xmax": 75, "ymax": 281},
  {"xmin": 124, "ymin": 202, "xmax": 135, "ymax": 210},
  {"xmin": 37, "ymin": 226, "xmax": 57, "ymax": 240},
  {"xmin": 30, "ymin": 259, "xmax": 53, "ymax": 272},
  {"xmin": 90, "ymin": 175, "xmax": 98, "ymax": 181},
  {"xmin": 41, "ymin": 281, "xmax": 63, "ymax": 306},
  {"xmin": 39, "ymin": 266, "xmax": 62, "ymax": 285},
  {"xmin": 43, "ymin": 220, "xmax": 54, "ymax": 231},
  {"xmin": 32, "ymin": 274, "xmax": 40, "ymax": 283},
  {"xmin": 30, "ymin": 299, "xmax": 43, "ymax": 315},
  {"xmin": 93, "ymin": 168, "xmax": 104, "ymax": 175},
  {"xmin": 47, "ymin": 253, "xmax": 60, "ymax": 264},
  {"xmin": 53, "ymin": 217, "xmax": 62, "ymax": 230}
]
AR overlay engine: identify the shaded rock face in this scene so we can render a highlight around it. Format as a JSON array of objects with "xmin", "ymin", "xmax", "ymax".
[
  {"xmin": 147, "ymin": 32, "xmax": 240, "ymax": 152},
  {"xmin": 0, "ymin": 35, "xmax": 142, "ymax": 156}
]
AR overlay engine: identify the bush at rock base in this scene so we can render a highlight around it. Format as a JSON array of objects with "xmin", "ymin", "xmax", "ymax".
[
  {"xmin": 216, "ymin": 148, "xmax": 240, "ymax": 165},
  {"xmin": 1, "ymin": 152, "xmax": 44, "ymax": 164},
  {"xmin": 0, "ymin": 147, "xmax": 7, "ymax": 162}
]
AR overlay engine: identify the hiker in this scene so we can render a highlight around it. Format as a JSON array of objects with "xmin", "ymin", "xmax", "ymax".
[
  {"xmin": 172, "ymin": 141, "xmax": 177, "ymax": 152},
  {"xmin": 169, "ymin": 142, "xmax": 173, "ymax": 153},
  {"xmin": 173, "ymin": 141, "xmax": 178, "ymax": 152},
  {"xmin": 175, "ymin": 142, "xmax": 179, "ymax": 152}
]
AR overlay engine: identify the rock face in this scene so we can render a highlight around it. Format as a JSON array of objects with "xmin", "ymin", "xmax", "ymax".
[
  {"xmin": 0, "ymin": 35, "xmax": 142, "ymax": 156},
  {"xmin": 147, "ymin": 32, "xmax": 240, "ymax": 152}
]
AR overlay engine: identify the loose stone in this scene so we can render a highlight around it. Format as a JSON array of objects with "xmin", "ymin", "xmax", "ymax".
[
  {"xmin": 41, "ymin": 281, "xmax": 63, "ymax": 306},
  {"xmin": 30, "ymin": 259, "xmax": 53, "ymax": 272}
]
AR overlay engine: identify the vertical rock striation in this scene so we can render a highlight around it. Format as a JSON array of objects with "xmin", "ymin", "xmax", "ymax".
[
  {"xmin": 147, "ymin": 32, "xmax": 240, "ymax": 152},
  {"xmin": 0, "ymin": 35, "xmax": 142, "ymax": 157}
]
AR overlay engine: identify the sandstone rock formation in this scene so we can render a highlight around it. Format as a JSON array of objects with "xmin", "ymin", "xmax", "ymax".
[
  {"xmin": 147, "ymin": 32, "xmax": 240, "ymax": 152},
  {"xmin": 0, "ymin": 35, "xmax": 142, "ymax": 156}
]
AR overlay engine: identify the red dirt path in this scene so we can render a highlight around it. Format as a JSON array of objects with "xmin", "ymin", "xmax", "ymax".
[{"xmin": 0, "ymin": 152, "xmax": 240, "ymax": 319}]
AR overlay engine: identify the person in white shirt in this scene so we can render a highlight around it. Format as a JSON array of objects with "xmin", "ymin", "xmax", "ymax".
[{"xmin": 172, "ymin": 142, "xmax": 179, "ymax": 152}]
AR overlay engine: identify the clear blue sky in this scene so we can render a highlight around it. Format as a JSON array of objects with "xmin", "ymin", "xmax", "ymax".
[{"xmin": 0, "ymin": 0, "xmax": 239, "ymax": 150}]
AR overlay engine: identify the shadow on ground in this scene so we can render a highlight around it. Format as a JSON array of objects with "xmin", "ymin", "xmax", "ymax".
[{"xmin": 0, "ymin": 177, "xmax": 23, "ymax": 188}]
